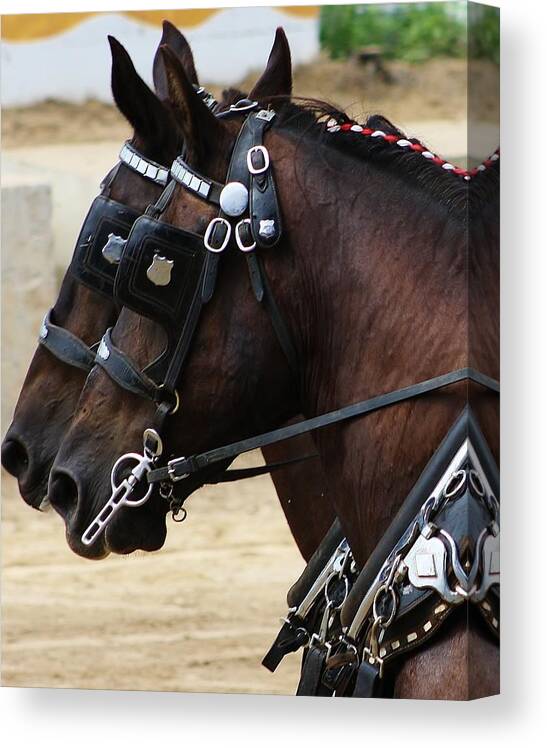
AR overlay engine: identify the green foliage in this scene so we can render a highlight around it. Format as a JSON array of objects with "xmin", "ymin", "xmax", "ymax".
[
  {"xmin": 469, "ymin": 4, "xmax": 500, "ymax": 64},
  {"xmin": 320, "ymin": 2, "xmax": 480, "ymax": 62}
]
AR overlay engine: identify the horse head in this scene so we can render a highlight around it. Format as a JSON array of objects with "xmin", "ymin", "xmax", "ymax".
[{"xmin": 47, "ymin": 28, "xmax": 301, "ymax": 558}]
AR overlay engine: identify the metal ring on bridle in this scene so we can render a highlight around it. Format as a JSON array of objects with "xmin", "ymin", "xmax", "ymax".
[
  {"xmin": 372, "ymin": 584, "xmax": 398, "ymax": 628},
  {"xmin": 159, "ymin": 482, "xmax": 173, "ymax": 500},
  {"xmin": 170, "ymin": 503, "xmax": 187, "ymax": 523},
  {"xmin": 204, "ymin": 217, "xmax": 231, "ymax": 253},
  {"xmin": 143, "ymin": 427, "xmax": 163, "ymax": 459},
  {"xmin": 228, "ymin": 98, "xmax": 258, "ymax": 113},
  {"xmin": 235, "ymin": 219, "xmax": 256, "ymax": 253},
  {"xmin": 168, "ymin": 389, "xmax": 180, "ymax": 415},
  {"xmin": 110, "ymin": 453, "xmax": 154, "ymax": 507},
  {"xmin": 157, "ymin": 386, "xmax": 180, "ymax": 415},
  {"xmin": 324, "ymin": 570, "xmax": 350, "ymax": 610},
  {"xmin": 469, "ymin": 469, "xmax": 485, "ymax": 497},
  {"xmin": 443, "ymin": 468, "xmax": 467, "ymax": 499},
  {"xmin": 247, "ymin": 145, "xmax": 270, "ymax": 175}
]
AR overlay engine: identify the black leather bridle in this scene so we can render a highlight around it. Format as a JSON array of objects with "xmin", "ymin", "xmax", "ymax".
[
  {"xmin": 38, "ymin": 86, "xmax": 218, "ymax": 375},
  {"xmin": 81, "ymin": 100, "xmax": 500, "ymax": 547},
  {"xmin": 95, "ymin": 102, "xmax": 294, "ymax": 415},
  {"xmin": 38, "ymin": 143, "xmax": 170, "ymax": 371}
]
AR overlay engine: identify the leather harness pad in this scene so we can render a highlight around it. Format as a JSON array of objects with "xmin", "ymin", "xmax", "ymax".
[
  {"xmin": 70, "ymin": 195, "xmax": 141, "ymax": 298},
  {"xmin": 114, "ymin": 214, "xmax": 206, "ymax": 330}
]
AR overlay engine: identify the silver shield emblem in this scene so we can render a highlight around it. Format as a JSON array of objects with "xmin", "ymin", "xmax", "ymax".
[
  {"xmin": 146, "ymin": 253, "xmax": 174, "ymax": 286},
  {"xmin": 101, "ymin": 233, "xmax": 126, "ymax": 265},
  {"xmin": 258, "ymin": 219, "xmax": 276, "ymax": 239}
]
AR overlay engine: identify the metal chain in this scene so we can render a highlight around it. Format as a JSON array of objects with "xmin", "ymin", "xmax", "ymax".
[{"xmin": 365, "ymin": 552, "xmax": 403, "ymax": 670}]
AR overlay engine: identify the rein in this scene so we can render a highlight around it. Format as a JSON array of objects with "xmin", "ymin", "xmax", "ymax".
[{"xmin": 148, "ymin": 367, "xmax": 499, "ymax": 485}]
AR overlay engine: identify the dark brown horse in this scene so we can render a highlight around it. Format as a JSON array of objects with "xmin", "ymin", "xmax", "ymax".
[
  {"xmin": 49, "ymin": 48, "xmax": 499, "ymax": 697},
  {"xmin": 1, "ymin": 26, "xmax": 333, "ymax": 558},
  {"xmin": 1, "ymin": 29, "xmax": 184, "ymax": 507}
]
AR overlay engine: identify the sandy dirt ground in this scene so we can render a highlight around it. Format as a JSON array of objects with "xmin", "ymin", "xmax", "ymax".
[
  {"xmin": 1, "ymin": 460, "xmax": 306, "ymax": 694},
  {"xmin": 2, "ymin": 58, "xmax": 498, "ymax": 148}
]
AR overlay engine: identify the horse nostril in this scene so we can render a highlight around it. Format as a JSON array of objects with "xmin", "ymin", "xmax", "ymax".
[
  {"xmin": 1, "ymin": 438, "xmax": 29, "ymax": 479},
  {"xmin": 48, "ymin": 471, "xmax": 79, "ymax": 520}
]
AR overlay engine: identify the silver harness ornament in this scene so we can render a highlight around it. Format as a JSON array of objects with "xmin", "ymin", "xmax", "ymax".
[{"xmin": 82, "ymin": 429, "xmax": 163, "ymax": 546}]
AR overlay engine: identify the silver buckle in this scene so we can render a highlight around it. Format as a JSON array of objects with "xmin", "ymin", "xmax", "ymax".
[
  {"xmin": 168, "ymin": 461, "xmax": 188, "ymax": 483},
  {"xmin": 229, "ymin": 98, "xmax": 258, "ymax": 113},
  {"xmin": 203, "ymin": 217, "xmax": 231, "ymax": 253},
  {"xmin": 247, "ymin": 145, "xmax": 270, "ymax": 175},
  {"xmin": 235, "ymin": 219, "xmax": 256, "ymax": 253}
]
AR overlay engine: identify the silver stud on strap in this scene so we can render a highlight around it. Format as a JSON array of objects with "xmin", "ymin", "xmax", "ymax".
[
  {"xmin": 258, "ymin": 219, "xmax": 276, "ymax": 240},
  {"xmin": 97, "ymin": 337, "xmax": 110, "ymax": 361},
  {"xmin": 220, "ymin": 182, "xmax": 249, "ymax": 217},
  {"xmin": 39, "ymin": 315, "xmax": 49, "ymax": 340}
]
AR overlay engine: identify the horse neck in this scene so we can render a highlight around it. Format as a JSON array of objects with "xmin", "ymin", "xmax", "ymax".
[{"xmin": 269, "ymin": 131, "xmax": 487, "ymax": 565}]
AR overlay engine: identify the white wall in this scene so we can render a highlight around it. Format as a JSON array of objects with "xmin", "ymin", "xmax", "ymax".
[
  {"xmin": 1, "ymin": 174, "xmax": 55, "ymax": 433},
  {"xmin": 1, "ymin": 7, "xmax": 319, "ymax": 106}
]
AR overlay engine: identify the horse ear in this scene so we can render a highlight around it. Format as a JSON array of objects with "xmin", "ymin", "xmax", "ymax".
[
  {"xmin": 249, "ymin": 27, "xmax": 292, "ymax": 100},
  {"xmin": 159, "ymin": 44, "xmax": 223, "ymax": 164},
  {"xmin": 153, "ymin": 20, "xmax": 198, "ymax": 101},
  {"xmin": 108, "ymin": 36, "xmax": 170, "ymax": 142}
]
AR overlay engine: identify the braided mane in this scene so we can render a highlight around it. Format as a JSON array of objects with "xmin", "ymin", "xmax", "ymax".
[{"xmin": 213, "ymin": 90, "xmax": 499, "ymax": 214}]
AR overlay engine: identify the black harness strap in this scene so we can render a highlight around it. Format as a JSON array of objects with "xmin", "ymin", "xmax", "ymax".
[
  {"xmin": 296, "ymin": 647, "xmax": 331, "ymax": 697},
  {"xmin": 207, "ymin": 453, "xmax": 318, "ymax": 483},
  {"xmin": 149, "ymin": 367, "xmax": 499, "ymax": 484},
  {"xmin": 351, "ymin": 659, "xmax": 381, "ymax": 698},
  {"xmin": 95, "ymin": 328, "xmax": 165, "ymax": 403},
  {"xmin": 287, "ymin": 519, "xmax": 345, "ymax": 608},
  {"xmin": 255, "ymin": 253, "xmax": 300, "ymax": 380},
  {"xmin": 38, "ymin": 310, "xmax": 97, "ymax": 372}
]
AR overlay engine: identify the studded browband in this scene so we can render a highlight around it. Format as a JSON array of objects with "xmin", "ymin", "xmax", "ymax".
[
  {"xmin": 118, "ymin": 85, "xmax": 219, "ymax": 187},
  {"xmin": 118, "ymin": 142, "xmax": 170, "ymax": 186}
]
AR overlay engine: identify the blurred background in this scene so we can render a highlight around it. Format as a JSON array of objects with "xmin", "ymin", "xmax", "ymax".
[{"xmin": 1, "ymin": 3, "xmax": 499, "ymax": 694}]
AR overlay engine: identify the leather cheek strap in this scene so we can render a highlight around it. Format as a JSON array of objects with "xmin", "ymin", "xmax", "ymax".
[
  {"xmin": 94, "ymin": 327, "xmax": 164, "ymax": 403},
  {"xmin": 246, "ymin": 115, "xmax": 282, "ymax": 248},
  {"xmin": 38, "ymin": 310, "xmax": 96, "ymax": 373}
]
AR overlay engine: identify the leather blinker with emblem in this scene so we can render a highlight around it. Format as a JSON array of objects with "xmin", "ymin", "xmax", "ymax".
[
  {"xmin": 114, "ymin": 214, "xmax": 206, "ymax": 329},
  {"xmin": 69, "ymin": 195, "xmax": 141, "ymax": 298}
]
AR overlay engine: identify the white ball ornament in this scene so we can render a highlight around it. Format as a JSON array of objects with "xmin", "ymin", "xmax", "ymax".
[{"xmin": 219, "ymin": 181, "xmax": 249, "ymax": 217}]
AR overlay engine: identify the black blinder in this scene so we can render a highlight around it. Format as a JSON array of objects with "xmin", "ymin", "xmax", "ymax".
[
  {"xmin": 114, "ymin": 214, "xmax": 206, "ymax": 329},
  {"xmin": 70, "ymin": 195, "xmax": 141, "ymax": 298}
]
